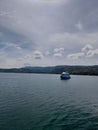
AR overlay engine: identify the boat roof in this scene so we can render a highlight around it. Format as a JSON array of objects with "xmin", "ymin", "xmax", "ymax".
[{"xmin": 62, "ymin": 72, "xmax": 69, "ymax": 74}]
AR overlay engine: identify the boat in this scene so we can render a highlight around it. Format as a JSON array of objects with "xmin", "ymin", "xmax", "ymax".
[{"xmin": 60, "ymin": 72, "xmax": 71, "ymax": 80}]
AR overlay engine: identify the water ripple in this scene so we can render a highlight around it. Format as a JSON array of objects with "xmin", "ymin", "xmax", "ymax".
[{"xmin": 0, "ymin": 74, "xmax": 98, "ymax": 130}]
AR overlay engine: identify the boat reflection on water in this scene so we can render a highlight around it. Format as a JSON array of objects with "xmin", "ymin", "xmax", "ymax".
[{"xmin": 60, "ymin": 72, "xmax": 71, "ymax": 80}]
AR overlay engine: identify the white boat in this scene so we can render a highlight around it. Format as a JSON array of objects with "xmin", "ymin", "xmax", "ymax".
[{"xmin": 60, "ymin": 72, "xmax": 71, "ymax": 80}]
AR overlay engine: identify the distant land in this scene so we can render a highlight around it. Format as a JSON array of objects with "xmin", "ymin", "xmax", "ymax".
[{"xmin": 0, "ymin": 65, "xmax": 98, "ymax": 75}]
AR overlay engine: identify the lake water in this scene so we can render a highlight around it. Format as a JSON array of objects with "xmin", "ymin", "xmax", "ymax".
[{"xmin": 0, "ymin": 73, "xmax": 98, "ymax": 130}]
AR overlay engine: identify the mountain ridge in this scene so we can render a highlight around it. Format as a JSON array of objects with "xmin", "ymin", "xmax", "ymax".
[{"xmin": 0, "ymin": 65, "xmax": 98, "ymax": 75}]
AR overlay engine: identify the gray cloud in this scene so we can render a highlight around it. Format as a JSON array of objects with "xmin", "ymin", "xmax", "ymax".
[
  {"xmin": 0, "ymin": 0, "xmax": 98, "ymax": 67},
  {"xmin": 67, "ymin": 52, "xmax": 85, "ymax": 60}
]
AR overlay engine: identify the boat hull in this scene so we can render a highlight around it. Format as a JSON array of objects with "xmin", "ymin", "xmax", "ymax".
[{"xmin": 60, "ymin": 75, "xmax": 71, "ymax": 80}]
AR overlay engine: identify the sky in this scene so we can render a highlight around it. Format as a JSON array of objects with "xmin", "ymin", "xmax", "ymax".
[{"xmin": 0, "ymin": 0, "xmax": 98, "ymax": 68}]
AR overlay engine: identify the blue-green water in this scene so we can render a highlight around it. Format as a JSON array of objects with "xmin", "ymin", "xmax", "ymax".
[{"xmin": 0, "ymin": 73, "xmax": 98, "ymax": 130}]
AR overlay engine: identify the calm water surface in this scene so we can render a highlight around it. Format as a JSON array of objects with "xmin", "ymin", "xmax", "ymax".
[{"xmin": 0, "ymin": 73, "xmax": 98, "ymax": 130}]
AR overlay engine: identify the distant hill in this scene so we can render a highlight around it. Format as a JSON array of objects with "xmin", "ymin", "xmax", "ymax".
[{"xmin": 0, "ymin": 65, "xmax": 98, "ymax": 75}]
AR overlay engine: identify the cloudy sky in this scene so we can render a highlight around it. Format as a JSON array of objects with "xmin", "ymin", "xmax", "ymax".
[{"xmin": 0, "ymin": 0, "xmax": 98, "ymax": 68}]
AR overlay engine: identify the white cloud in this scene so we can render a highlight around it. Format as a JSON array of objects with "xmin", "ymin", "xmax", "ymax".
[
  {"xmin": 81, "ymin": 44, "xmax": 93, "ymax": 52},
  {"xmin": 53, "ymin": 47, "xmax": 64, "ymax": 58},
  {"xmin": 87, "ymin": 48, "xmax": 98, "ymax": 57},
  {"xmin": 54, "ymin": 53, "xmax": 62, "ymax": 58},
  {"xmin": 81, "ymin": 44, "xmax": 98, "ymax": 58},
  {"xmin": 67, "ymin": 52, "xmax": 85, "ymax": 60},
  {"xmin": 54, "ymin": 47, "xmax": 64, "ymax": 53},
  {"xmin": 2, "ymin": 42, "xmax": 22, "ymax": 51},
  {"xmin": 33, "ymin": 50, "xmax": 43, "ymax": 59}
]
